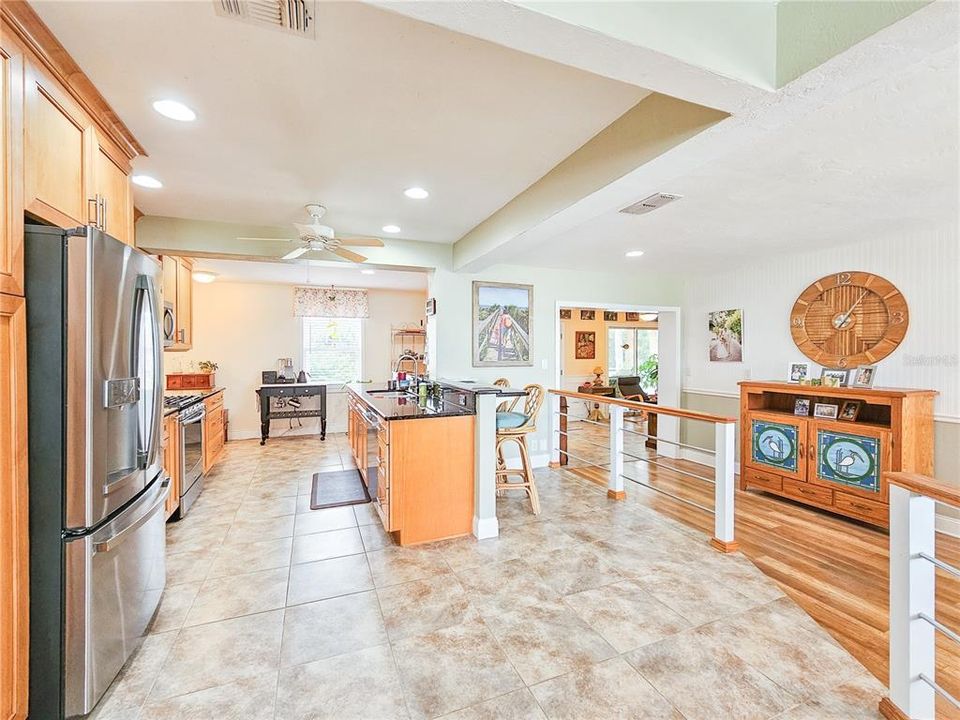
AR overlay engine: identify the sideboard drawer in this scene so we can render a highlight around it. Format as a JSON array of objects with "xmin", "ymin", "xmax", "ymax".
[
  {"xmin": 834, "ymin": 492, "xmax": 888, "ymax": 524},
  {"xmin": 783, "ymin": 478, "xmax": 833, "ymax": 507},
  {"xmin": 743, "ymin": 467, "xmax": 782, "ymax": 492}
]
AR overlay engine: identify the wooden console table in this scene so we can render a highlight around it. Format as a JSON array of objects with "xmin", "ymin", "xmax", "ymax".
[
  {"xmin": 256, "ymin": 382, "xmax": 327, "ymax": 444},
  {"xmin": 739, "ymin": 380, "xmax": 936, "ymax": 527}
]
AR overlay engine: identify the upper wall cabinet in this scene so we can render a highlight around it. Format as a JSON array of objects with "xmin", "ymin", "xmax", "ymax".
[
  {"xmin": 23, "ymin": 58, "xmax": 92, "ymax": 228},
  {"xmin": 90, "ymin": 129, "xmax": 133, "ymax": 246},
  {"xmin": 162, "ymin": 255, "xmax": 193, "ymax": 351},
  {"xmin": 1, "ymin": 39, "xmax": 25, "ymax": 296}
]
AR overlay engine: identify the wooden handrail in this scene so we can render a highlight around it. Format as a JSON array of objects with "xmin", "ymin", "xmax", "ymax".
[
  {"xmin": 886, "ymin": 472, "xmax": 960, "ymax": 508},
  {"xmin": 549, "ymin": 389, "xmax": 737, "ymax": 425}
]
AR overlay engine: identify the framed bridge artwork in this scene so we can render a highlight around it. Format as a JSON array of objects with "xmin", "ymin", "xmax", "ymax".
[{"xmin": 472, "ymin": 281, "xmax": 533, "ymax": 367}]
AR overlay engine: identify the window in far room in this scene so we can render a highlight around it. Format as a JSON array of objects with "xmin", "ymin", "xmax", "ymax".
[
  {"xmin": 607, "ymin": 327, "xmax": 657, "ymax": 388},
  {"xmin": 301, "ymin": 317, "xmax": 363, "ymax": 383}
]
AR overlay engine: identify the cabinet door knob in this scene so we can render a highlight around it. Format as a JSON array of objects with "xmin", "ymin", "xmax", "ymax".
[{"xmin": 798, "ymin": 442, "xmax": 804, "ymax": 458}]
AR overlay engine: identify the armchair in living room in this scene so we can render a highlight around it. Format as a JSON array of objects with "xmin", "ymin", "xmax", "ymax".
[{"xmin": 614, "ymin": 376, "xmax": 658, "ymax": 449}]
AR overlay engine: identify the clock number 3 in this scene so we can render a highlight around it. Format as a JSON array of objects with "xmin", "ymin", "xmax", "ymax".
[
  {"xmin": 891, "ymin": 310, "xmax": 905, "ymax": 325},
  {"xmin": 836, "ymin": 272, "xmax": 852, "ymax": 285}
]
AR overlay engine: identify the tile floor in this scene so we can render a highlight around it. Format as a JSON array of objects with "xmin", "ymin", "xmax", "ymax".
[{"xmin": 90, "ymin": 433, "xmax": 885, "ymax": 720}]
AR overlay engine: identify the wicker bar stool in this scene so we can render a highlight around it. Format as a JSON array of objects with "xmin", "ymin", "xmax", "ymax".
[{"xmin": 495, "ymin": 384, "xmax": 545, "ymax": 515}]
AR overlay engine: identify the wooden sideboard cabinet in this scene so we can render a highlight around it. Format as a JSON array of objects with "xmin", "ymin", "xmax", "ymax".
[
  {"xmin": 739, "ymin": 381, "xmax": 936, "ymax": 527},
  {"xmin": 203, "ymin": 391, "xmax": 225, "ymax": 473},
  {"xmin": 162, "ymin": 413, "xmax": 181, "ymax": 519}
]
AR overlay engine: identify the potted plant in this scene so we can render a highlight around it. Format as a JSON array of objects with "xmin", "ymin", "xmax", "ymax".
[
  {"xmin": 198, "ymin": 360, "xmax": 218, "ymax": 374},
  {"xmin": 638, "ymin": 354, "xmax": 658, "ymax": 393}
]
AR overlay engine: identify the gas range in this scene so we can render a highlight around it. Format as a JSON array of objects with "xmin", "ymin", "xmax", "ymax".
[{"xmin": 163, "ymin": 394, "xmax": 202, "ymax": 410}]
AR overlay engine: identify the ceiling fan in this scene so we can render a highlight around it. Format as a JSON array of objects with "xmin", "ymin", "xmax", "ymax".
[{"xmin": 239, "ymin": 204, "xmax": 384, "ymax": 262}]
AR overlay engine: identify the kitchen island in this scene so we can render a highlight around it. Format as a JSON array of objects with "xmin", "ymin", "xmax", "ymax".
[
  {"xmin": 347, "ymin": 381, "xmax": 526, "ymax": 545},
  {"xmin": 347, "ymin": 384, "xmax": 476, "ymax": 545}
]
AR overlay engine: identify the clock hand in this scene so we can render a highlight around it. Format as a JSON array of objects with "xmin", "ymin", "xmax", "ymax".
[{"xmin": 833, "ymin": 290, "xmax": 868, "ymax": 329}]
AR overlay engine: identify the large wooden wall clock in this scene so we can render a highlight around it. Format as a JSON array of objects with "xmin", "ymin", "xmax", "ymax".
[{"xmin": 790, "ymin": 271, "xmax": 908, "ymax": 369}]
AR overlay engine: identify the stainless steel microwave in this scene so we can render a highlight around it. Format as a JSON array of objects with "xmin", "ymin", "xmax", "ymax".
[{"xmin": 163, "ymin": 301, "xmax": 176, "ymax": 347}]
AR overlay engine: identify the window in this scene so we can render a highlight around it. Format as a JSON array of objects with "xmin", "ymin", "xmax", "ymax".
[
  {"xmin": 301, "ymin": 317, "xmax": 362, "ymax": 383},
  {"xmin": 607, "ymin": 327, "xmax": 658, "ymax": 389}
]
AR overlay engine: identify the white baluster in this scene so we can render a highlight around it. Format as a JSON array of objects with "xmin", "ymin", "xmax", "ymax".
[
  {"xmin": 608, "ymin": 405, "xmax": 624, "ymax": 500},
  {"xmin": 711, "ymin": 421, "xmax": 738, "ymax": 553},
  {"xmin": 473, "ymin": 393, "xmax": 499, "ymax": 539},
  {"xmin": 888, "ymin": 484, "xmax": 936, "ymax": 718}
]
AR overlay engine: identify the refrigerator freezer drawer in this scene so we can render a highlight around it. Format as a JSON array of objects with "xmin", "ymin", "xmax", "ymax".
[{"xmin": 63, "ymin": 478, "xmax": 169, "ymax": 718}]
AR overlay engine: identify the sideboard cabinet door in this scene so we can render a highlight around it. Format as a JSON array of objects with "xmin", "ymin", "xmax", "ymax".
[
  {"xmin": 807, "ymin": 421, "xmax": 892, "ymax": 502},
  {"xmin": 744, "ymin": 411, "xmax": 808, "ymax": 482}
]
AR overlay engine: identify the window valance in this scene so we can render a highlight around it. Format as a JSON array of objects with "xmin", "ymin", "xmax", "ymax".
[{"xmin": 293, "ymin": 286, "xmax": 369, "ymax": 318}]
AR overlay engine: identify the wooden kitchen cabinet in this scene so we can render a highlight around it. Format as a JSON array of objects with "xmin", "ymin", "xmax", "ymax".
[
  {"xmin": 203, "ymin": 391, "xmax": 225, "ymax": 473},
  {"xmin": 90, "ymin": 130, "xmax": 133, "ymax": 246},
  {"xmin": 162, "ymin": 255, "xmax": 193, "ymax": 350},
  {"xmin": 162, "ymin": 413, "xmax": 180, "ymax": 519},
  {"xmin": 0, "ymin": 294, "xmax": 29, "ymax": 720},
  {"xmin": 0, "ymin": 40, "xmax": 24, "ymax": 297}
]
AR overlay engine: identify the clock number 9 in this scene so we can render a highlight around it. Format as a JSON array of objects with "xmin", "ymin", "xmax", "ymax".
[
  {"xmin": 836, "ymin": 272, "xmax": 852, "ymax": 285},
  {"xmin": 891, "ymin": 311, "xmax": 905, "ymax": 325}
]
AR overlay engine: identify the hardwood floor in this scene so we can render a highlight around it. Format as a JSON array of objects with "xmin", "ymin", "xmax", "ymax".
[{"xmin": 563, "ymin": 424, "xmax": 960, "ymax": 718}]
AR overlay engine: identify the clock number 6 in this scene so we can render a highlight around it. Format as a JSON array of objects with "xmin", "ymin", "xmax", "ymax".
[{"xmin": 836, "ymin": 272, "xmax": 852, "ymax": 285}]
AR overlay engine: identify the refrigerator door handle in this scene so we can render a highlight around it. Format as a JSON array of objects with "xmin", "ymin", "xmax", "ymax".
[
  {"xmin": 133, "ymin": 274, "xmax": 163, "ymax": 469},
  {"xmin": 92, "ymin": 479, "xmax": 169, "ymax": 555}
]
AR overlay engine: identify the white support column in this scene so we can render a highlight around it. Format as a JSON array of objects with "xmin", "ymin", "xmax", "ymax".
[
  {"xmin": 608, "ymin": 405, "xmax": 625, "ymax": 500},
  {"xmin": 887, "ymin": 485, "xmax": 936, "ymax": 719},
  {"xmin": 473, "ymin": 392, "xmax": 499, "ymax": 540},
  {"xmin": 711, "ymin": 421, "xmax": 738, "ymax": 553}
]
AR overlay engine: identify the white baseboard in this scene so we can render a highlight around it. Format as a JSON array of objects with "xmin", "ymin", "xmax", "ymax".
[
  {"xmin": 936, "ymin": 513, "xmax": 960, "ymax": 538},
  {"xmin": 473, "ymin": 515, "xmax": 500, "ymax": 539}
]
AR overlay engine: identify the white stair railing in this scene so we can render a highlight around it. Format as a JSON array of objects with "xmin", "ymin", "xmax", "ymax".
[
  {"xmin": 551, "ymin": 389, "xmax": 739, "ymax": 553},
  {"xmin": 881, "ymin": 472, "xmax": 960, "ymax": 720}
]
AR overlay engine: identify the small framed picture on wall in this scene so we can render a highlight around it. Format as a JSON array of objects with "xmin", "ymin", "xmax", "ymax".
[
  {"xmin": 559, "ymin": 308, "xmax": 572, "ymax": 320},
  {"xmin": 580, "ymin": 309, "xmax": 596, "ymax": 321},
  {"xmin": 603, "ymin": 311, "xmax": 618, "ymax": 322},
  {"xmin": 575, "ymin": 331, "xmax": 596, "ymax": 359}
]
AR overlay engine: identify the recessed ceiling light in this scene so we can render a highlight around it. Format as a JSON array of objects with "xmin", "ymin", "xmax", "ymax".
[
  {"xmin": 360, "ymin": 269, "xmax": 376, "ymax": 275},
  {"xmin": 403, "ymin": 187, "xmax": 429, "ymax": 200},
  {"xmin": 625, "ymin": 250, "xmax": 645, "ymax": 258},
  {"xmin": 152, "ymin": 99, "xmax": 196, "ymax": 122},
  {"xmin": 193, "ymin": 271, "xmax": 218, "ymax": 283},
  {"xmin": 381, "ymin": 224, "xmax": 401, "ymax": 234},
  {"xmin": 131, "ymin": 174, "xmax": 163, "ymax": 189}
]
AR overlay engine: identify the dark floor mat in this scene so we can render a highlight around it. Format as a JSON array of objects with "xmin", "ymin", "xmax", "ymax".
[{"xmin": 310, "ymin": 469, "xmax": 371, "ymax": 510}]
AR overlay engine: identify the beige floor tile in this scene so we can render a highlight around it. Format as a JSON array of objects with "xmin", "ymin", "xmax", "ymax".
[
  {"xmin": 291, "ymin": 526, "xmax": 364, "ymax": 564},
  {"xmin": 294, "ymin": 506, "xmax": 358, "ymax": 535},
  {"xmin": 149, "ymin": 581, "xmax": 201, "ymax": 634},
  {"xmin": 392, "ymin": 616, "xmax": 523, "ymax": 719},
  {"xmin": 276, "ymin": 644, "xmax": 408, "ymax": 720},
  {"xmin": 353, "ymin": 502, "xmax": 380, "ymax": 526},
  {"xmin": 149, "ymin": 610, "xmax": 283, "ymax": 701},
  {"xmin": 700, "ymin": 598, "xmax": 869, "ymax": 700},
  {"xmin": 625, "ymin": 630, "xmax": 798, "ymax": 720},
  {"xmin": 378, "ymin": 574, "xmax": 478, "ymax": 641},
  {"xmin": 456, "ymin": 559, "xmax": 560, "ymax": 617},
  {"xmin": 138, "ymin": 674, "xmax": 277, "ymax": 719},
  {"xmin": 439, "ymin": 689, "xmax": 546, "ymax": 720},
  {"xmin": 530, "ymin": 656, "xmax": 683, "ymax": 719},
  {"xmin": 497, "ymin": 521, "xmax": 581, "ymax": 557},
  {"xmin": 528, "ymin": 543, "xmax": 622, "ymax": 595},
  {"xmin": 280, "ymin": 591, "xmax": 388, "ymax": 667},
  {"xmin": 164, "ymin": 548, "xmax": 214, "ymax": 587},
  {"xmin": 286, "ymin": 554, "xmax": 374, "ymax": 605},
  {"xmin": 88, "ymin": 631, "xmax": 179, "ymax": 720},
  {"xmin": 772, "ymin": 674, "xmax": 886, "ymax": 719},
  {"xmin": 235, "ymin": 495, "xmax": 298, "ymax": 518},
  {"xmin": 224, "ymin": 514, "xmax": 296, "ymax": 543},
  {"xmin": 562, "ymin": 580, "xmax": 691, "ymax": 653},
  {"xmin": 359, "ymin": 521, "xmax": 397, "ymax": 552},
  {"xmin": 631, "ymin": 559, "xmax": 762, "ymax": 626},
  {"xmin": 366, "ymin": 545, "xmax": 452, "ymax": 588},
  {"xmin": 482, "ymin": 599, "xmax": 617, "ymax": 685},
  {"xmin": 244, "ymin": 480, "xmax": 301, "ymax": 500},
  {"xmin": 165, "ymin": 522, "xmax": 229, "ymax": 555},
  {"xmin": 207, "ymin": 536, "xmax": 293, "ymax": 579},
  {"xmin": 435, "ymin": 535, "xmax": 521, "ymax": 572},
  {"xmin": 184, "ymin": 566, "xmax": 288, "ymax": 626}
]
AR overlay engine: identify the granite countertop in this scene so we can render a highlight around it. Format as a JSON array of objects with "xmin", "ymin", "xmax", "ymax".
[
  {"xmin": 437, "ymin": 378, "xmax": 527, "ymax": 397},
  {"xmin": 348, "ymin": 383, "xmax": 474, "ymax": 421}
]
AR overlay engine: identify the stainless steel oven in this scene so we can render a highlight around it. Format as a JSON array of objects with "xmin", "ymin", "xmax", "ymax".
[{"xmin": 178, "ymin": 400, "xmax": 206, "ymax": 517}]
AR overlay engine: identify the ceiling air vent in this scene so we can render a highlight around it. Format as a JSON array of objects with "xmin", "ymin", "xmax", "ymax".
[
  {"xmin": 214, "ymin": 0, "xmax": 316, "ymax": 38},
  {"xmin": 619, "ymin": 192, "xmax": 683, "ymax": 215}
]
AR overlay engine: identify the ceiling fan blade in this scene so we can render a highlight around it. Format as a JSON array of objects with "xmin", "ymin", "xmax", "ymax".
[
  {"xmin": 281, "ymin": 247, "xmax": 309, "ymax": 260},
  {"xmin": 338, "ymin": 236, "xmax": 385, "ymax": 248},
  {"xmin": 331, "ymin": 247, "xmax": 368, "ymax": 263},
  {"xmin": 236, "ymin": 236, "xmax": 297, "ymax": 242}
]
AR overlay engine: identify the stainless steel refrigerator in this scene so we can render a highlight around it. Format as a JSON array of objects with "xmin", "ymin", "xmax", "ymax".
[{"xmin": 25, "ymin": 225, "xmax": 169, "ymax": 718}]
